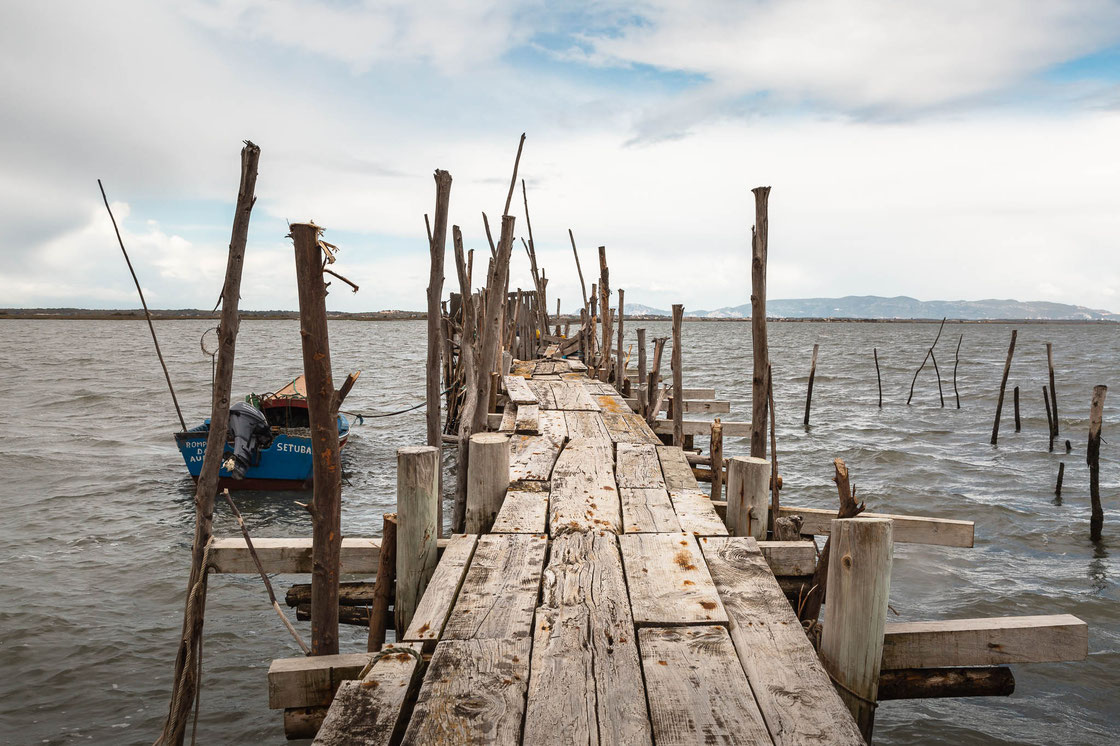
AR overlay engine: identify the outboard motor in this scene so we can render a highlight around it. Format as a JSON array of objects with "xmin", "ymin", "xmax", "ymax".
[{"xmin": 225, "ymin": 402, "xmax": 274, "ymax": 479}]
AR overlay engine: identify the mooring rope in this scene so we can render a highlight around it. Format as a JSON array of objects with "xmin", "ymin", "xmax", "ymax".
[
  {"xmin": 825, "ymin": 668, "xmax": 879, "ymax": 709},
  {"xmin": 356, "ymin": 645, "xmax": 424, "ymax": 681},
  {"xmin": 345, "ymin": 387, "xmax": 453, "ymax": 420}
]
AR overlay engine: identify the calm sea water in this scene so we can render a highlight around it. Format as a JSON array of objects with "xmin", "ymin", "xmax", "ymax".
[{"xmin": 0, "ymin": 319, "xmax": 1116, "ymax": 744}]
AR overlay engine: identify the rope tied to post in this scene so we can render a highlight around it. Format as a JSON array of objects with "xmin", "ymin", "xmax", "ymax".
[
  {"xmin": 825, "ymin": 668, "xmax": 880, "ymax": 710},
  {"xmin": 356, "ymin": 645, "xmax": 424, "ymax": 681}
]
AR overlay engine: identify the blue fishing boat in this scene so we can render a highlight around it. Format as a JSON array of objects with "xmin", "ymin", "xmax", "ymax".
[{"xmin": 174, "ymin": 375, "xmax": 351, "ymax": 491}]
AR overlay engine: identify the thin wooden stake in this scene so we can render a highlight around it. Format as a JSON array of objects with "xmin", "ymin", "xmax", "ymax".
[
  {"xmin": 1043, "ymin": 386, "xmax": 1055, "ymax": 453},
  {"xmin": 874, "ymin": 348, "xmax": 882, "ymax": 408},
  {"xmin": 367, "ymin": 513, "xmax": 397, "ymax": 651},
  {"xmin": 710, "ymin": 418, "xmax": 724, "ymax": 501},
  {"xmin": 637, "ymin": 328, "xmax": 648, "ymax": 417},
  {"xmin": 1047, "ymin": 342, "xmax": 1059, "ymax": 438},
  {"xmin": 1088, "ymin": 385, "xmax": 1108, "ymax": 542},
  {"xmin": 990, "ymin": 329, "xmax": 1017, "ymax": 445},
  {"xmin": 617, "ymin": 288, "xmax": 625, "ymax": 389},
  {"xmin": 767, "ymin": 363, "xmax": 779, "ymax": 529},
  {"xmin": 907, "ymin": 317, "xmax": 946, "ymax": 405},
  {"xmin": 930, "ymin": 349, "xmax": 945, "ymax": 407},
  {"xmin": 1013, "ymin": 386, "xmax": 1021, "ymax": 432},
  {"xmin": 671, "ymin": 304, "xmax": 684, "ymax": 446},
  {"xmin": 598, "ymin": 246, "xmax": 611, "ymax": 382},
  {"xmin": 804, "ymin": 343, "xmax": 819, "ymax": 426},
  {"xmin": 1055, "ymin": 463, "xmax": 1065, "ymax": 500},
  {"xmin": 953, "ymin": 334, "xmax": 963, "ymax": 409}
]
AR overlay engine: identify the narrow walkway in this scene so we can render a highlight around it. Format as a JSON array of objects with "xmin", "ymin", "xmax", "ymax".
[{"xmin": 315, "ymin": 358, "xmax": 864, "ymax": 745}]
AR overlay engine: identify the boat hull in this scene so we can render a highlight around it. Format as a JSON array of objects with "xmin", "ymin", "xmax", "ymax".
[{"xmin": 175, "ymin": 415, "xmax": 350, "ymax": 491}]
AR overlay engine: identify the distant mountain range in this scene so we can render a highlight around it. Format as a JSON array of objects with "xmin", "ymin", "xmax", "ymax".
[{"xmin": 624, "ymin": 296, "xmax": 1119, "ymax": 321}]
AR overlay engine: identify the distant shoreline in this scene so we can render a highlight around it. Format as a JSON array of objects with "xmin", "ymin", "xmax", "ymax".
[{"xmin": 1, "ymin": 308, "xmax": 1115, "ymax": 324}]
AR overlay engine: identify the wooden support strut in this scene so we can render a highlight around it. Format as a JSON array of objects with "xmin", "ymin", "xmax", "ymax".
[
  {"xmin": 671, "ymin": 304, "xmax": 684, "ymax": 446},
  {"xmin": 291, "ymin": 221, "xmax": 344, "ymax": 656},
  {"xmin": 750, "ymin": 186, "xmax": 771, "ymax": 459}
]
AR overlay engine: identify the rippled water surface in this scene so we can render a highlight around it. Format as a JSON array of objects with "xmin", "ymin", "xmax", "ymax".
[{"xmin": 0, "ymin": 319, "xmax": 1116, "ymax": 744}]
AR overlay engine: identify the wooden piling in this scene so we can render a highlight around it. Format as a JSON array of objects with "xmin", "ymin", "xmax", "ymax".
[
  {"xmin": 291, "ymin": 221, "xmax": 344, "ymax": 656},
  {"xmin": 1047, "ymin": 342, "xmax": 1059, "ymax": 437},
  {"xmin": 1088, "ymin": 385, "xmax": 1107, "ymax": 541},
  {"xmin": 1043, "ymin": 386, "xmax": 1055, "ymax": 453},
  {"xmin": 598, "ymin": 246, "xmax": 611, "ymax": 382},
  {"xmin": 1014, "ymin": 386, "xmax": 1021, "ymax": 432},
  {"xmin": 671, "ymin": 304, "xmax": 684, "ymax": 446},
  {"xmin": 636, "ymin": 328, "xmax": 648, "ymax": 417},
  {"xmin": 1055, "ymin": 463, "xmax": 1065, "ymax": 499},
  {"xmin": 726, "ymin": 456, "xmax": 769, "ymax": 539},
  {"xmin": 617, "ymin": 288, "xmax": 625, "ymax": 388},
  {"xmin": 427, "ymin": 171, "xmax": 451, "ymax": 535},
  {"xmin": 819, "ymin": 517, "xmax": 894, "ymax": 742},
  {"xmin": 710, "ymin": 419, "xmax": 723, "ymax": 501},
  {"xmin": 465, "ymin": 433, "xmax": 510, "ymax": 534},
  {"xmin": 396, "ymin": 447, "xmax": 439, "ymax": 636},
  {"xmin": 990, "ymin": 329, "xmax": 1017, "ymax": 445},
  {"xmin": 366, "ymin": 513, "xmax": 396, "ymax": 651},
  {"xmin": 750, "ymin": 186, "xmax": 771, "ymax": 459},
  {"xmin": 953, "ymin": 334, "xmax": 963, "ymax": 409},
  {"xmin": 874, "ymin": 348, "xmax": 882, "ymax": 408},
  {"xmin": 157, "ymin": 140, "xmax": 258, "ymax": 746},
  {"xmin": 804, "ymin": 343, "xmax": 819, "ymax": 426}
]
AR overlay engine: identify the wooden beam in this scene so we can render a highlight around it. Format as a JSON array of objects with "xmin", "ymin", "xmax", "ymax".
[
  {"xmin": 654, "ymin": 419, "xmax": 751, "ymax": 436},
  {"xmin": 401, "ymin": 534, "xmax": 478, "ymax": 644},
  {"xmin": 877, "ymin": 666, "xmax": 1015, "ymax": 700},
  {"xmin": 268, "ymin": 652, "xmax": 374, "ymax": 709},
  {"xmin": 881, "ymin": 614, "xmax": 1087, "ymax": 669},
  {"xmin": 619, "ymin": 532, "xmax": 727, "ymax": 625},
  {"xmin": 312, "ymin": 642, "xmax": 423, "ymax": 745},
  {"xmin": 779, "ymin": 505, "xmax": 974, "ymax": 547},
  {"xmin": 757, "ymin": 540, "xmax": 817, "ymax": 576},
  {"xmin": 210, "ymin": 537, "xmax": 455, "ymax": 574}
]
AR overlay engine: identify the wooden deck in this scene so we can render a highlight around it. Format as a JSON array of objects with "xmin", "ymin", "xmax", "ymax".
[{"xmin": 315, "ymin": 358, "xmax": 864, "ymax": 745}]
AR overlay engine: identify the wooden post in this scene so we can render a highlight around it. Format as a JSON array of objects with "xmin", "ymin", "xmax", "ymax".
[
  {"xmin": 465, "ymin": 433, "xmax": 509, "ymax": 533},
  {"xmin": 598, "ymin": 246, "xmax": 611, "ymax": 382},
  {"xmin": 671, "ymin": 304, "xmax": 684, "ymax": 446},
  {"xmin": 710, "ymin": 419, "xmax": 723, "ymax": 501},
  {"xmin": 1043, "ymin": 386, "xmax": 1055, "ymax": 453},
  {"xmin": 798, "ymin": 458, "xmax": 865, "ymax": 624},
  {"xmin": 726, "ymin": 456, "xmax": 769, "ymax": 538},
  {"xmin": 157, "ymin": 141, "xmax": 259, "ymax": 746},
  {"xmin": 452, "ymin": 226, "xmax": 477, "ymax": 532},
  {"xmin": 637, "ymin": 328, "xmax": 648, "ymax": 417},
  {"xmin": 366, "ymin": 513, "xmax": 397, "ymax": 651},
  {"xmin": 1013, "ymin": 386, "xmax": 1021, "ymax": 432},
  {"xmin": 1047, "ymin": 342, "xmax": 1059, "ymax": 437},
  {"xmin": 990, "ymin": 329, "xmax": 1017, "ymax": 445},
  {"xmin": 907, "ymin": 317, "xmax": 946, "ymax": 406},
  {"xmin": 469, "ymin": 215, "xmax": 515, "ymax": 435},
  {"xmin": 427, "ymin": 171, "xmax": 451, "ymax": 536},
  {"xmin": 804, "ymin": 343, "xmax": 819, "ymax": 427},
  {"xmin": 291, "ymin": 221, "xmax": 343, "ymax": 656},
  {"xmin": 953, "ymin": 334, "xmax": 963, "ymax": 409},
  {"xmin": 874, "ymin": 348, "xmax": 882, "ymax": 408},
  {"xmin": 750, "ymin": 186, "xmax": 771, "ymax": 459},
  {"xmin": 1055, "ymin": 463, "xmax": 1065, "ymax": 500},
  {"xmin": 1088, "ymin": 385, "xmax": 1107, "ymax": 541},
  {"xmin": 617, "ymin": 288, "xmax": 625, "ymax": 389},
  {"xmin": 395, "ymin": 446, "xmax": 439, "ymax": 635},
  {"xmin": 819, "ymin": 517, "xmax": 894, "ymax": 742}
]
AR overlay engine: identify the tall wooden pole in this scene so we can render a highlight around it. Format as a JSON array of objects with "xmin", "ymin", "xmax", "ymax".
[
  {"xmin": 874, "ymin": 348, "xmax": 883, "ymax": 408},
  {"xmin": 990, "ymin": 329, "xmax": 1017, "ymax": 445},
  {"xmin": 598, "ymin": 246, "xmax": 611, "ymax": 382},
  {"xmin": 671, "ymin": 304, "xmax": 684, "ymax": 447},
  {"xmin": 427, "ymin": 171, "xmax": 451, "ymax": 535},
  {"xmin": 953, "ymin": 334, "xmax": 963, "ymax": 409},
  {"xmin": 617, "ymin": 288, "xmax": 625, "ymax": 389},
  {"xmin": 709, "ymin": 418, "xmax": 723, "ymax": 501},
  {"xmin": 291, "ymin": 222, "xmax": 343, "ymax": 656},
  {"xmin": 637, "ymin": 328, "xmax": 648, "ymax": 417},
  {"xmin": 804, "ymin": 343, "xmax": 819, "ymax": 427},
  {"xmin": 1088, "ymin": 385, "xmax": 1108, "ymax": 541},
  {"xmin": 156, "ymin": 141, "xmax": 259, "ymax": 746},
  {"xmin": 750, "ymin": 186, "xmax": 771, "ymax": 459},
  {"xmin": 470, "ymin": 216, "xmax": 515, "ymax": 435},
  {"xmin": 1047, "ymin": 342, "xmax": 1059, "ymax": 438}
]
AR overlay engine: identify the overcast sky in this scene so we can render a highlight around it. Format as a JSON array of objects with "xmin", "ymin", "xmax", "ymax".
[{"xmin": 3, "ymin": 1, "xmax": 1119, "ymax": 313}]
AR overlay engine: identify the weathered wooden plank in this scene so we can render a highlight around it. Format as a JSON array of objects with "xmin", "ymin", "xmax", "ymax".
[
  {"xmin": 581, "ymin": 379, "xmax": 618, "ymax": 396},
  {"xmin": 638, "ymin": 625, "xmax": 772, "ymax": 746},
  {"xmin": 510, "ymin": 359, "xmax": 535, "ymax": 377},
  {"xmin": 212, "ymin": 537, "xmax": 380, "ymax": 574},
  {"xmin": 550, "ymin": 439, "xmax": 621, "ymax": 534},
  {"xmin": 527, "ymin": 379, "xmax": 558, "ymax": 408},
  {"xmin": 441, "ymin": 533, "xmax": 548, "ymax": 641},
  {"xmin": 619, "ymin": 532, "xmax": 727, "ymax": 625},
  {"xmin": 565, "ymin": 410, "xmax": 612, "ymax": 441},
  {"xmin": 268, "ymin": 652, "xmax": 373, "ymax": 709},
  {"xmin": 602, "ymin": 412, "xmax": 661, "ymax": 445},
  {"xmin": 621, "ymin": 487, "xmax": 681, "ymax": 533},
  {"xmin": 498, "ymin": 405, "xmax": 517, "ymax": 432},
  {"xmin": 656, "ymin": 446, "xmax": 699, "ymax": 491},
  {"xmin": 508, "ymin": 432, "xmax": 565, "ymax": 482},
  {"xmin": 491, "ymin": 481, "xmax": 551, "ymax": 534},
  {"xmin": 654, "ymin": 419, "xmax": 751, "ymax": 436},
  {"xmin": 524, "ymin": 532, "xmax": 652, "ymax": 745},
  {"xmin": 881, "ymin": 615, "xmax": 1088, "ymax": 669},
  {"xmin": 515, "ymin": 403, "xmax": 540, "ymax": 434},
  {"xmin": 781, "ymin": 505, "xmax": 975, "ymax": 547},
  {"xmin": 504, "ymin": 374, "xmax": 537, "ymax": 404},
  {"xmin": 670, "ymin": 489, "xmax": 729, "ymax": 536},
  {"xmin": 702, "ymin": 536, "xmax": 864, "ymax": 745},
  {"xmin": 538, "ymin": 408, "xmax": 568, "ymax": 440},
  {"xmin": 401, "ymin": 638, "xmax": 531, "ymax": 745},
  {"xmin": 567, "ymin": 358, "xmax": 588, "ymax": 372},
  {"xmin": 550, "ymin": 380, "xmax": 602, "ymax": 411},
  {"xmin": 593, "ymin": 392, "xmax": 631, "ymax": 414},
  {"xmin": 659, "ymin": 399, "xmax": 732, "ymax": 414},
  {"xmin": 402, "ymin": 534, "xmax": 479, "ymax": 643},
  {"xmin": 757, "ymin": 540, "xmax": 817, "ymax": 576},
  {"xmin": 312, "ymin": 643, "xmax": 422, "ymax": 745},
  {"xmin": 615, "ymin": 443, "xmax": 666, "ymax": 488}
]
